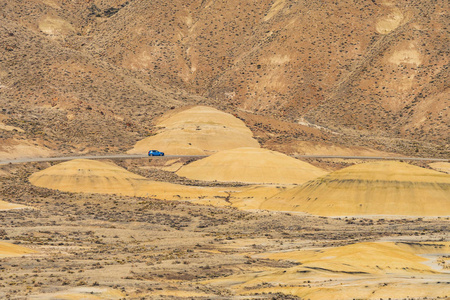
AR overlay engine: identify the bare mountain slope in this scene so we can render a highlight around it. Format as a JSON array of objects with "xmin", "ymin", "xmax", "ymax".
[
  {"xmin": 0, "ymin": 0, "xmax": 448, "ymax": 156},
  {"xmin": 0, "ymin": 1, "xmax": 210, "ymax": 154},
  {"xmin": 86, "ymin": 0, "xmax": 448, "ymax": 148}
]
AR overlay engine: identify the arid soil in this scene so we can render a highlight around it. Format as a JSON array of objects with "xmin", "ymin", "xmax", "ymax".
[
  {"xmin": 0, "ymin": 159, "xmax": 449, "ymax": 299},
  {"xmin": 1, "ymin": 0, "xmax": 449, "ymax": 298},
  {"xmin": 176, "ymin": 147, "xmax": 327, "ymax": 184},
  {"xmin": 261, "ymin": 161, "xmax": 450, "ymax": 216},
  {"xmin": 128, "ymin": 106, "xmax": 260, "ymax": 155}
]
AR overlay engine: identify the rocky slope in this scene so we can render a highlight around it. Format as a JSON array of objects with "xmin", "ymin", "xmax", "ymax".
[{"xmin": 0, "ymin": 0, "xmax": 448, "ymax": 156}]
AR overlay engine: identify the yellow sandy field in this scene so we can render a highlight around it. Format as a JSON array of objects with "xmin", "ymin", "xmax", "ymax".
[
  {"xmin": 260, "ymin": 161, "xmax": 450, "ymax": 216},
  {"xmin": 176, "ymin": 147, "xmax": 327, "ymax": 184},
  {"xmin": 128, "ymin": 106, "xmax": 260, "ymax": 155},
  {"xmin": 207, "ymin": 241, "xmax": 450, "ymax": 299},
  {"xmin": 0, "ymin": 241, "xmax": 36, "ymax": 257},
  {"xmin": 256, "ymin": 242, "xmax": 447, "ymax": 275},
  {"xmin": 28, "ymin": 159, "xmax": 233, "ymax": 203}
]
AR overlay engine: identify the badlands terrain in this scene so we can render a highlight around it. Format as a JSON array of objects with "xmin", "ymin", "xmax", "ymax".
[
  {"xmin": 0, "ymin": 106, "xmax": 449, "ymax": 299},
  {"xmin": 0, "ymin": 0, "xmax": 449, "ymax": 299}
]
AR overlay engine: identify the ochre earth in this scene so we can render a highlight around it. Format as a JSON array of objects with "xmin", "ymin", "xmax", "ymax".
[
  {"xmin": 0, "ymin": 242, "xmax": 36, "ymax": 258},
  {"xmin": 206, "ymin": 241, "xmax": 450, "ymax": 300},
  {"xmin": 177, "ymin": 147, "xmax": 327, "ymax": 184},
  {"xmin": 260, "ymin": 161, "xmax": 450, "ymax": 216},
  {"xmin": 28, "ymin": 159, "xmax": 232, "ymax": 206},
  {"xmin": 128, "ymin": 106, "xmax": 260, "ymax": 155}
]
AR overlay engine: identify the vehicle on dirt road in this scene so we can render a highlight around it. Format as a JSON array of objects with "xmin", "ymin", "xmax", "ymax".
[{"xmin": 148, "ymin": 150, "xmax": 164, "ymax": 156}]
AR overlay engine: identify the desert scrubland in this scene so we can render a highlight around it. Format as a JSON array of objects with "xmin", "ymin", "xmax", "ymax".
[
  {"xmin": 0, "ymin": 0, "xmax": 449, "ymax": 298},
  {"xmin": 0, "ymin": 107, "xmax": 448, "ymax": 299}
]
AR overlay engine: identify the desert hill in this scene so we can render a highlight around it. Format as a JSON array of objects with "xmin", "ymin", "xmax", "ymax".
[
  {"xmin": 261, "ymin": 161, "xmax": 450, "ymax": 216},
  {"xmin": 29, "ymin": 159, "xmax": 149, "ymax": 195},
  {"xmin": 0, "ymin": 0, "xmax": 448, "ymax": 158},
  {"xmin": 28, "ymin": 159, "xmax": 232, "ymax": 205},
  {"xmin": 128, "ymin": 106, "xmax": 260, "ymax": 155},
  {"xmin": 177, "ymin": 147, "xmax": 327, "ymax": 184}
]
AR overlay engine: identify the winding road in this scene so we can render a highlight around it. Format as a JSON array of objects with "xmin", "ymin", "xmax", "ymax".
[{"xmin": 0, "ymin": 154, "xmax": 448, "ymax": 165}]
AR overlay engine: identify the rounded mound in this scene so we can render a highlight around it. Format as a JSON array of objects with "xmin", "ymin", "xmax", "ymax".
[
  {"xmin": 29, "ymin": 159, "xmax": 147, "ymax": 194},
  {"xmin": 176, "ymin": 147, "xmax": 327, "ymax": 184},
  {"xmin": 28, "ymin": 159, "xmax": 231, "ymax": 202},
  {"xmin": 261, "ymin": 161, "xmax": 450, "ymax": 216},
  {"xmin": 0, "ymin": 200, "xmax": 28, "ymax": 211},
  {"xmin": 128, "ymin": 106, "xmax": 260, "ymax": 155}
]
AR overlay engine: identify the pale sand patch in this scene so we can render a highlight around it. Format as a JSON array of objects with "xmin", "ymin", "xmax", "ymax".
[
  {"xmin": 0, "ymin": 139, "xmax": 54, "ymax": 160},
  {"xmin": 429, "ymin": 162, "xmax": 450, "ymax": 174},
  {"xmin": 177, "ymin": 147, "xmax": 327, "ymax": 184},
  {"xmin": 0, "ymin": 114, "xmax": 24, "ymax": 132},
  {"xmin": 0, "ymin": 200, "xmax": 29, "ymax": 211},
  {"xmin": 38, "ymin": 15, "xmax": 75, "ymax": 36},
  {"xmin": 128, "ymin": 106, "xmax": 260, "ymax": 155},
  {"xmin": 260, "ymin": 161, "xmax": 450, "ymax": 216},
  {"xmin": 0, "ymin": 123, "xmax": 24, "ymax": 132},
  {"xmin": 376, "ymin": 7, "xmax": 404, "ymax": 34},
  {"xmin": 263, "ymin": 0, "xmax": 286, "ymax": 21},
  {"xmin": 0, "ymin": 241, "xmax": 36, "ymax": 258},
  {"xmin": 270, "ymin": 54, "xmax": 290, "ymax": 65},
  {"xmin": 387, "ymin": 42, "xmax": 422, "ymax": 66},
  {"xmin": 388, "ymin": 49, "xmax": 422, "ymax": 65},
  {"xmin": 40, "ymin": 0, "xmax": 61, "ymax": 9}
]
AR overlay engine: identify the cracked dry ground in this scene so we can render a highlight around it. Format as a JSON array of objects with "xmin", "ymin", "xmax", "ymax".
[{"xmin": 0, "ymin": 165, "xmax": 448, "ymax": 299}]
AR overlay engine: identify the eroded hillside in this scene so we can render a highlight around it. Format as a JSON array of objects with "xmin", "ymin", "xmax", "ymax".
[
  {"xmin": 0, "ymin": 0, "xmax": 448, "ymax": 157},
  {"xmin": 87, "ymin": 0, "xmax": 449, "ymax": 145}
]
